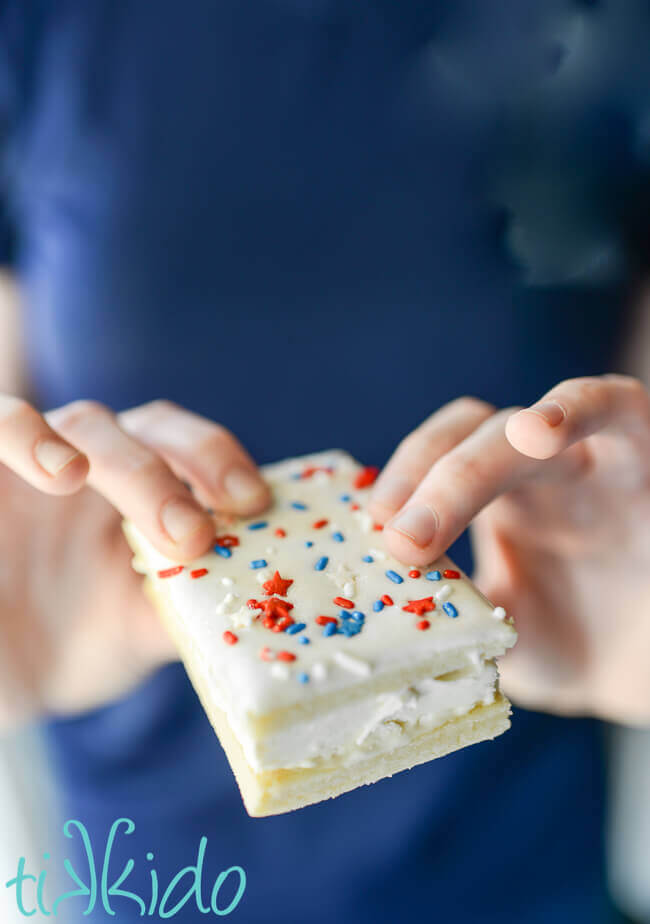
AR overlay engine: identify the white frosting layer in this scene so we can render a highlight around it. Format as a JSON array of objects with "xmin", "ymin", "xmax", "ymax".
[{"xmin": 125, "ymin": 450, "xmax": 516, "ymax": 770}]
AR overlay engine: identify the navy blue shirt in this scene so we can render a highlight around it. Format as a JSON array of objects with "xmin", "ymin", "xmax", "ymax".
[{"xmin": 2, "ymin": 1, "xmax": 645, "ymax": 921}]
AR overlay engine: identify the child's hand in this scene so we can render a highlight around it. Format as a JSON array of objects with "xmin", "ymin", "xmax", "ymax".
[
  {"xmin": 0, "ymin": 397, "xmax": 270, "ymax": 720},
  {"xmin": 369, "ymin": 376, "xmax": 650, "ymax": 724}
]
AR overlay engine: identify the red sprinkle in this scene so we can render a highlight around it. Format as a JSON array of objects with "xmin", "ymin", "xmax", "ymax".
[
  {"xmin": 312, "ymin": 518, "xmax": 329, "ymax": 530},
  {"xmin": 263, "ymin": 615, "xmax": 277, "ymax": 630},
  {"xmin": 190, "ymin": 568, "xmax": 209, "ymax": 579},
  {"xmin": 333, "ymin": 596, "xmax": 354, "ymax": 609},
  {"xmin": 353, "ymin": 465, "xmax": 380, "ymax": 489},
  {"xmin": 262, "ymin": 571, "xmax": 294, "ymax": 597},
  {"xmin": 259, "ymin": 646, "xmax": 274, "ymax": 661},
  {"xmin": 408, "ymin": 570, "xmax": 421, "ymax": 578},
  {"xmin": 443, "ymin": 569, "xmax": 460, "ymax": 579},
  {"xmin": 263, "ymin": 597, "xmax": 294, "ymax": 620},
  {"xmin": 274, "ymin": 528, "xmax": 287, "ymax": 538},
  {"xmin": 350, "ymin": 503, "xmax": 360, "ymax": 511},
  {"xmin": 381, "ymin": 594, "xmax": 394, "ymax": 606},
  {"xmin": 273, "ymin": 616, "xmax": 295, "ymax": 633},
  {"xmin": 215, "ymin": 535, "xmax": 239, "ymax": 548},
  {"xmin": 316, "ymin": 615, "xmax": 338, "ymax": 626},
  {"xmin": 373, "ymin": 523, "xmax": 384, "ymax": 531},
  {"xmin": 223, "ymin": 631, "xmax": 238, "ymax": 645},
  {"xmin": 402, "ymin": 597, "xmax": 436, "ymax": 616},
  {"xmin": 416, "ymin": 620, "xmax": 431, "ymax": 631},
  {"xmin": 247, "ymin": 598, "xmax": 263, "ymax": 610},
  {"xmin": 157, "ymin": 566, "xmax": 184, "ymax": 579},
  {"xmin": 277, "ymin": 650, "xmax": 296, "ymax": 662}
]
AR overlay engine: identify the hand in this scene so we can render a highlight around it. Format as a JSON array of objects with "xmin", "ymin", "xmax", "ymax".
[
  {"xmin": 368, "ymin": 377, "xmax": 650, "ymax": 725},
  {"xmin": 0, "ymin": 397, "xmax": 270, "ymax": 721}
]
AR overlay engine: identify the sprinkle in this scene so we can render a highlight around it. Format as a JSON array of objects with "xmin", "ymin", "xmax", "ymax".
[
  {"xmin": 315, "ymin": 556, "xmax": 329, "ymax": 571},
  {"xmin": 443, "ymin": 602, "xmax": 458, "ymax": 618},
  {"xmin": 190, "ymin": 568, "xmax": 208, "ymax": 579},
  {"xmin": 316, "ymin": 615, "xmax": 337, "ymax": 626},
  {"xmin": 298, "ymin": 673, "xmax": 310, "ymax": 684},
  {"xmin": 408, "ymin": 569, "xmax": 421, "ymax": 578},
  {"xmin": 305, "ymin": 541, "xmax": 314, "ymax": 548},
  {"xmin": 247, "ymin": 598, "xmax": 262, "ymax": 610},
  {"xmin": 350, "ymin": 503, "xmax": 360, "ymax": 511},
  {"xmin": 402, "ymin": 597, "xmax": 436, "ymax": 616},
  {"xmin": 373, "ymin": 600, "xmax": 384, "ymax": 612},
  {"xmin": 250, "ymin": 559, "xmax": 268, "ymax": 569},
  {"xmin": 311, "ymin": 662, "xmax": 327, "ymax": 680},
  {"xmin": 492, "ymin": 606, "xmax": 507, "ymax": 620},
  {"xmin": 362, "ymin": 555, "xmax": 374, "ymax": 563},
  {"xmin": 221, "ymin": 577, "xmax": 234, "ymax": 586},
  {"xmin": 273, "ymin": 616, "xmax": 294, "ymax": 633},
  {"xmin": 332, "ymin": 532, "xmax": 345, "ymax": 543},
  {"xmin": 373, "ymin": 523, "xmax": 384, "ymax": 531},
  {"xmin": 277, "ymin": 650, "xmax": 296, "ymax": 662},
  {"xmin": 157, "ymin": 566, "xmax": 184, "ymax": 579},
  {"xmin": 369, "ymin": 547, "xmax": 386, "ymax": 560},
  {"xmin": 215, "ymin": 535, "xmax": 239, "ymax": 548},
  {"xmin": 265, "ymin": 546, "xmax": 277, "ymax": 555},
  {"xmin": 350, "ymin": 611, "xmax": 365, "ymax": 623},
  {"xmin": 426, "ymin": 570, "xmax": 441, "ymax": 581},
  {"xmin": 340, "ymin": 494, "xmax": 351, "ymax": 502},
  {"xmin": 381, "ymin": 594, "xmax": 394, "ymax": 606},
  {"xmin": 340, "ymin": 621, "xmax": 361, "ymax": 637},
  {"xmin": 385, "ymin": 570, "xmax": 403, "ymax": 584},
  {"xmin": 222, "ymin": 631, "xmax": 238, "ymax": 645},
  {"xmin": 271, "ymin": 664, "xmax": 290, "ymax": 680},
  {"xmin": 322, "ymin": 622, "xmax": 337, "ymax": 637},
  {"xmin": 262, "ymin": 571, "xmax": 294, "ymax": 596},
  {"xmin": 274, "ymin": 528, "xmax": 286, "ymax": 538},
  {"xmin": 434, "ymin": 584, "xmax": 452, "ymax": 602},
  {"xmin": 353, "ymin": 465, "xmax": 379, "ymax": 489},
  {"xmin": 443, "ymin": 569, "xmax": 460, "ymax": 579},
  {"xmin": 343, "ymin": 582, "xmax": 355, "ymax": 597},
  {"xmin": 334, "ymin": 651, "xmax": 371, "ymax": 677},
  {"xmin": 291, "ymin": 501, "xmax": 308, "ymax": 510},
  {"xmin": 299, "ymin": 636, "xmax": 311, "ymax": 645},
  {"xmin": 215, "ymin": 546, "xmax": 232, "ymax": 559},
  {"xmin": 312, "ymin": 519, "xmax": 329, "ymax": 529},
  {"xmin": 333, "ymin": 596, "xmax": 354, "ymax": 609},
  {"xmin": 286, "ymin": 622, "xmax": 306, "ymax": 635},
  {"xmin": 248, "ymin": 521, "xmax": 268, "ymax": 530},
  {"xmin": 259, "ymin": 646, "xmax": 274, "ymax": 661},
  {"xmin": 416, "ymin": 620, "xmax": 430, "ymax": 631}
]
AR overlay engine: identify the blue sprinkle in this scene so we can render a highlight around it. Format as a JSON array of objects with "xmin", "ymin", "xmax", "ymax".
[
  {"xmin": 305, "ymin": 540, "xmax": 314, "ymax": 548},
  {"xmin": 386, "ymin": 569, "xmax": 404, "ymax": 584},
  {"xmin": 341, "ymin": 622, "xmax": 361, "ymax": 637},
  {"xmin": 443, "ymin": 602, "xmax": 458, "ymax": 619},
  {"xmin": 247, "ymin": 521, "xmax": 268, "ymax": 530},
  {"xmin": 291, "ymin": 501, "xmax": 308, "ymax": 510},
  {"xmin": 250, "ymin": 559, "xmax": 267, "ymax": 569},
  {"xmin": 339, "ymin": 610, "xmax": 351, "ymax": 620},
  {"xmin": 315, "ymin": 556, "xmax": 329, "ymax": 571},
  {"xmin": 286, "ymin": 622, "xmax": 307, "ymax": 635},
  {"xmin": 298, "ymin": 672, "xmax": 310, "ymax": 684},
  {"xmin": 339, "ymin": 494, "xmax": 351, "ymax": 502},
  {"xmin": 290, "ymin": 472, "xmax": 302, "ymax": 480},
  {"xmin": 350, "ymin": 611, "xmax": 365, "ymax": 622},
  {"xmin": 373, "ymin": 600, "xmax": 385, "ymax": 612},
  {"xmin": 332, "ymin": 532, "xmax": 345, "ymax": 543},
  {"xmin": 362, "ymin": 555, "xmax": 374, "ymax": 563},
  {"xmin": 206, "ymin": 507, "xmax": 215, "ymax": 515},
  {"xmin": 299, "ymin": 636, "xmax": 311, "ymax": 645},
  {"xmin": 215, "ymin": 546, "xmax": 232, "ymax": 559},
  {"xmin": 322, "ymin": 622, "xmax": 337, "ymax": 637},
  {"xmin": 426, "ymin": 570, "xmax": 442, "ymax": 581}
]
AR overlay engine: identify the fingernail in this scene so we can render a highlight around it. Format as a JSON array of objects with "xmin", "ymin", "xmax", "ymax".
[
  {"xmin": 223, "ymin": 467, "xmax": 267, "ymax": 506},
  {"xmin": 161, "ymin": 498, "xmax": 208, "ymax": 543},
  {"xmin": 371, "ymin": 477, "xmax": 413, "ymax": 512},
  {"xmin": 34, "ymin": 439, "xmax": 81, "ymax": 476},
  {"xmin": 388, "ymin": 504, "xmax": 438, "ymax": 548},
  {"xmin": 526, "ymin": 401, "xmax": 566, "ymax": 427}
]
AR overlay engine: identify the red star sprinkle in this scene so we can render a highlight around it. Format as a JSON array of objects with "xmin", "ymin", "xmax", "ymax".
[
  {"xmin": 157, "ymin": 566, "xmax": 184, "ymax": 578},
  {"xmin": 333, "ymin": 596, "xmax": 354, "ymax": 609},
  {"xmin": 223, "ymin": 631, "xmax": 238, "ymax": 645},
  {"xmin": 402, "ymin": 597, "xmax": 436, "ymax": 616},
  {"xmin": 277, "ymin": 651, "xmax": 296, "ymax": 662},
  {"xmin": 215, "ymin": 535, "xmax": 239, "ymax": 548},
  {"xmin": 443, "ymin": 569, "xmax": 460, "ymax": 579},
  {"xmin": 416, "ymin": 620, "xmax": 430, "ymax": 631},
  {"xmin": 353, "ymin": 465, "xmax": 380, "ymax": 489},
  {"xmin": 262, "ymin": 597, "xmax": 294, "ymax": 621},
  {"xmin": 262, "ymin": 571, "xmax": 294, "ymax": 597},
  {"xmin": 247, "ymin": 598, "xmax": 263, "ymax": 610}
]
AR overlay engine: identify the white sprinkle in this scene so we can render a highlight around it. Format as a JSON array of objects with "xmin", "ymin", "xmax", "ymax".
[
  {"xmin": 357, "ymin": 512, "xmax": 373, "ymax": 533},
  {"xmin": 492, "ymin": 606, "xmax": 507, "ymax": 620},
  {"xmin": 311, "ymin": 662, "xmax": 328, "ymax": 681},
  {"xmin": 271, "ymin": 664, "xmax": 290, "ymax": 680},
  {"xmin": 229, "ymin": 606, "xmax": 253, "ymax": 629},
  {"xmin": 334, "ymin": 651, "xmax": 371, "ymax": 677},
  {"xmin": 343, "ymin": 581, "xmax": 355, "ymax": 598},
  {"xmin": 215, "ymin": 592, "xmax": 240, "ymax": 615},
  {"xmin": 467, "ymin": 650, "xmax": 482, "ymax": 670},
  {"xmin": 369, "ymin": 547, "xmax": 386, "ymax": 560},
  {"xmin": 434, "ymin": 584, "xmax": 452, "ymax": 602},
  {"xmin": 265, "ymin": 546, "xmax": 277, "ymax": 555},
  {"xmin": 255, "ymin": 571, "xmax": 270, "ymax": 584},
  {"xmin": 221, "ymin": 576, "xmax": 234, "ymax": 587}
]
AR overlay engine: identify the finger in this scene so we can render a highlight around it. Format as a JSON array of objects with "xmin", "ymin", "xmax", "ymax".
[
  {"xmin": 47, "ymin": 400, "xmax": 215, "ymax": 561},
  {"xmin": 383, "ymin": 408, "xmax": 586, "ymax": 566},
  {"xmin": 117, "ymin": 400, "xmax": 270, "ymax": 516},
  {"xmin": 368, "ymin": 397, "xmax": 495, "ymax": 523},
  {"xmin": 505, "ymin": 375, "xmax": 650, "ymax": 461},
  {"xmin": 0, "ymin": 394, "xmax": 89, "ymax": 494}
]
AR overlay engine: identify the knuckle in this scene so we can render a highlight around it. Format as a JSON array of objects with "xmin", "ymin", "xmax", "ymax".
[
  {"xmin": 435, "ymin": 451, "xmax": 486, "ymax": 493},
  {"xmin": 53, "ymin": 399, "xmax": 111, "ymax": 430},
  {"xmin": 0, "ymin": 396, "xmax": 33, "ymax": 425},
  {"xmin": 450, "ymin": 396, "xmax": 496, "ymax": 418}
]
